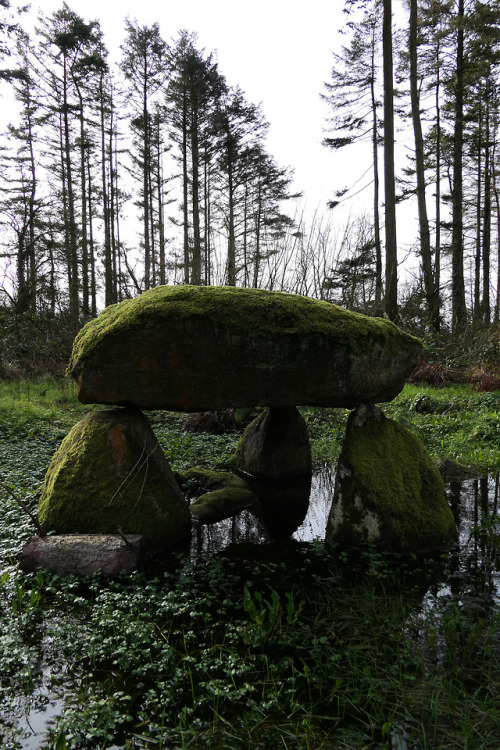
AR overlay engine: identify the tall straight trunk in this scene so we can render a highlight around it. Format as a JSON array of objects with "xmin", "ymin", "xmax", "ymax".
[
  {"xmin": 435, "ymin": 38, "xmax": 442, "ymax": 300},
  {"xmin": 75, "ymin": 84, "xmax": 89, "ymax": 318},
  {"xmin": 155, "ymin": 123, "xmax": 166, "ymax": 285},
  {"xmin": 48, "ymin": 230, "xmax": 56, "ymax": 316},
  {"xmin": 86, "ymin": 152, "xmax": 97, "ymax": 317},
  {"xmin": 100, "ymin": 75, "xmax": 113, "ymax": 306},
  {"xmin": 191, "ymin": 104, "xmax": 202, "ymax": 284},
  {"xmin": 113, "ymin": 126, "xmax": 123, "ymax": 300},
  {"xmin": 370, "ymin": 14, "xmax": 382, "ymax": 304},
  {"xmin": 253, "ymin": 181, "xmax": 263, "ymax": 289},
  {"xmin": 383, "ymin": 0, "xmax": 398, "ymax": 321},
  {"xmin": 142, "ymin": 81, "xmax": 151, "ymax": 289},
  {"xmin": 242, "ymin": 182, "xmax": 249, "ymax": 287},
  {"xmin": 108, "ymin": 98, "xmax": 119, "ymax": 302},
  {"xmin": 148, "ymin": 160, "xmax": 156, "ymax": 286},
  {"xmin": 16, "ymin": 226, "xmax": 28, "ymax": 312},
  {"xmin": 182, "ymin": 90, "xmax": 190, "ymax": 283},
  {"xmin": 226, "ymin": 149, "xmax": 236, "ymax": 286},
  {"xmin": 109, "ymin": 112, "xmax": 118, "ymax": 303},
  {"xmin": 481, "ymin": 102, "xmax": 491, "ymax": 324},
  {"xmin": 26, "ymin": 90, "xmax": 37, "ymax": 313},
  {"xmin": 474, "ymin": 116, "xmax": 482, "ymax": 320},
  {"xmin": 204, "ymin": 151, "xmax": 211, "ymax": 286},
  {"xmin": 493, "ymin": 153, "xmax": 500, "ymax": 323},
  {"xmin": 62, "ymin": 57, "xmax": 79, "ymax": 326},
  {"xmin": 451, "ymin": 0, "xmax": 467, "ymax": 332},
  {"xmin": 59, "ymin": 112, "xmax": 72, "ymax": 315},
  {"xmin": 409, "ymin": 0, "xmax": 439, "ymax": 330}
]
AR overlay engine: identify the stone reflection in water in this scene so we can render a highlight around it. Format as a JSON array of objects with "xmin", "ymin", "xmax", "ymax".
[
  {"xmin": 191, "ymin": 466, "xmax": 340, "ymax": 556},
  {"xmin": 294, "ymin": 465, "xmax": 336, "ymax": 542},
  {"xmin": 193, "ymin": 508, "xmax": 269, "ymax": 556}
]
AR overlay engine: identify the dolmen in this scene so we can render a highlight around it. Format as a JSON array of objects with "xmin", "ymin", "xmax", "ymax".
[{"xmin": 26, "ymin": 285, "xmax": 456, "ymax": 573}]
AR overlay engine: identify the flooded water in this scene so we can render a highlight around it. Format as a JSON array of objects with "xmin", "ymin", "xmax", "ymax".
[
  {"xmin": 192, "ymin": 466, "xmax": 500, "ymax": 605},
  {"xmin": 7, "ymin": 465, "xmax": 500, "ymax": 749}
]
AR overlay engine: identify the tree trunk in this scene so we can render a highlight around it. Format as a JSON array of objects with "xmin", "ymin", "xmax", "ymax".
[
  {"xmin": 434, "ymin": 37, "xmax": 442, "ymax": 307},
  {"xmin": 100, "ymin": 75, "xmax": 113, "ymax": 307},
  {"xmin": 481, "ymin": 101, "xmax": 491, "ymax": 324},
  {"xmin": 191, "ymin": 104, "xmax": 202, "ymax": 284},
  {"xmin": 474, "ymin": 94, "xmax": 482, "ymax": 320},
  {"xmin": 409, "ymin": 0, "xmax": 439, "ymax": 330},
  {"xmin": 62, "ymin": 57, "xmax": 79, "ymax": 327},
  {"xmin": 451, "ymin": 0, "xmax": 467, "ymax": 332},
  {"xmin": 182, "ymin": 90, "xmax": 190, "ymax": 284},
  {"xmin": 86, "ymin": 150, "xmax": 97, "ymax": 317},
  {"xmin": 226, "ymin": 148, "xmax": 236, "ymax": 286},
  {"xmin": 383, "ymin": 0, "xmax": 398, "ymax": 321},
  {"xmin": 370, "ymin": 13, "xmax": 383, "ymax": 305},
  {"xmin": 143, "ymin": 81, "xmax": 151, "ymax": 289},
  {"xmin": 76, "ymin": 85, "xmax": 90, "ymax": 319}
]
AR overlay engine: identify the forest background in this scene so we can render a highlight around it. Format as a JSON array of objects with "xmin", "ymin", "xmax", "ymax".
[{"xmin": 1, "ymin": 0, "xmax": 500, "ymax": 371}]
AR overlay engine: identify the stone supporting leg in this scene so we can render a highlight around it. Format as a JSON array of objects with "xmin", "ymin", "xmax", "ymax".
[
  {"xmin": 325, "ymin": 403, "xmax": 456, "ymax": 553},
  {"xmin": 234, "ymin": 406, "xmax": 312, "ymax": 479},
  {"xmin": 38, "ymin": 407, "xmax": 191, "ymax": 552}
]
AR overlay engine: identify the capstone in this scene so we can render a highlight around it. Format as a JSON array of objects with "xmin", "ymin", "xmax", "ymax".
[{"xmin": 68, "ymin": 285, "xmax": 422, "ymax": 411}]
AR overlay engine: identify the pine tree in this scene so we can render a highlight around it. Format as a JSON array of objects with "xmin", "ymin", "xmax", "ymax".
[
  {"xmin": 121, "ymin": 19, "xmax": 168, "ymax": 290},
  {"xmin": 322, "ymin": 1, "xmax": 383, "ymax": 303}
]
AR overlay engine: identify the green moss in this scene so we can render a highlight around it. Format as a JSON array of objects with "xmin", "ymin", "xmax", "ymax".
[
  {"xmin": 181, "ymin": 466, "xmax": 248, "ymax": 495},
  {"xmin": 68, "ymin": 285, "xmax": 421, "ymax": 374},
  {"xmin": 190, "ymin": 487, "xmax": 257, "ymax": 523},
  {"xmin": 330, "ymin": 410, "xmax": 456, "ymax": 552},
  {"xmin": 38, "ymin": 409, "xmax": 190, "ymax": 549}
]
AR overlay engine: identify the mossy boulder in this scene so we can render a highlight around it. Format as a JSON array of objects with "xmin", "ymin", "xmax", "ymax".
[
  {"xmin": 235, "ymin": 406, "xmax": 312, "ymax": 479},
  {"xmin": 68, "ymin": 285, "xmax": 422, "ymax": 411},
  {"xmin": 181, "ymin": 467, "xmax": 249, "ymax": 495},
  {"xmin": 325, "ymin": 404, "xmax": 457, "ymax": 553},
  {"xmin": 190, "ymin": 487, "xmax": 257, "ymax": 524},
  {"xmin": 38, "ymin": 408, "xmax": 190, "ymax": 551}
]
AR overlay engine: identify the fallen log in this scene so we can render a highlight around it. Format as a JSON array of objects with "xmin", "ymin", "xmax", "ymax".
[{"xmin": 20, "ymin": 534, "xmax": 146, "ymax": 576}]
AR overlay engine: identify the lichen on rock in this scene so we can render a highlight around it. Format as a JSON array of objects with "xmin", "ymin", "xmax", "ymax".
[
  {"xmin": 326, "ymin": 403, "xmax": 457, "ymax": 553},
  {"xmin": 38, "ymin": 408, "xmax": 191, "ymax": 551}
]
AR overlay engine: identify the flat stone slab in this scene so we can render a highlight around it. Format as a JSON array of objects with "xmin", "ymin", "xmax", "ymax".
[
  {"xmin": 20, "ymin": 534, "xmax": 146, "ymax": 576},
  {"xmin": 68, "ymin": 285, "xmax": 422, "ymax": 410}
]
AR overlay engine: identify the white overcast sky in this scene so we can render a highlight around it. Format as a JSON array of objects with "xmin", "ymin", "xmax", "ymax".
[
  {"xmin": 11, "ymin": 0, "xmax": 418, "ymax": 254},
  {"xmin": 22, "ymin": 0, "xmax": 352, "ymax": 213}
]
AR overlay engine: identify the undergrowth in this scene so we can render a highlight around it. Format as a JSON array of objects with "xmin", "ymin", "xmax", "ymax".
[{"xmin": 0, "ymin": 377, "xmax": 499, "ymax": 748}]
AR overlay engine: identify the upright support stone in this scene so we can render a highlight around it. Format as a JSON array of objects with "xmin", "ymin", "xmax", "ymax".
[
  {"xmin": 234, "ymin": 406, "xmax": 312, "ymax": 479},
  {"xmin": 326, "ymin": 403, "xmax": 456, "ymax": 553},
  {"xmin": 38, "ymin": 407, "xmax": 191, "ymax": 552}
]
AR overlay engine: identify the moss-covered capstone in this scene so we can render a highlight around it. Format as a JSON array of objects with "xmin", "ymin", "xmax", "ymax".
[
  {"xmin": 68, "ymin": 285, "xmax": 422, "ymax": 411},
  {"xmin": 38, "ymin": 408, "xmax": 190, "ymax": 551},
  {"xmin": 325, "ymin": 404, "xmax": 457, "ymax": 553},
  {"xmin": 235, "ymin": 406, "xmax": 312, "ymax": 479}
]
